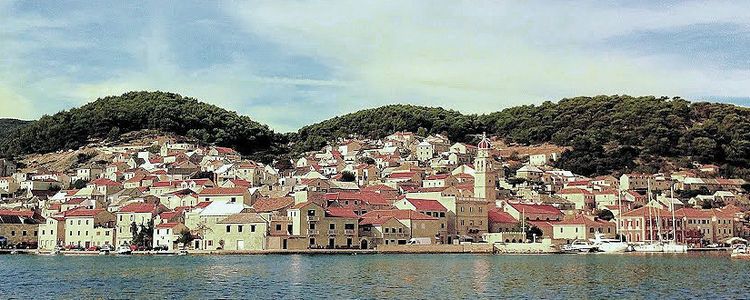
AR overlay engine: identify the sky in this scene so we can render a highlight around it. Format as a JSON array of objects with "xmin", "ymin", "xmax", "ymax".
[{"xmin": 1, "ymin": 1, "xmax": 749, "ymax": 132}]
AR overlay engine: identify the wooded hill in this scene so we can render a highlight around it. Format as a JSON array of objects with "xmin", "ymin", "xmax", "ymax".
[{"xmin": 2, "ymin": 92, "xmax": 748, "ymax": 178}]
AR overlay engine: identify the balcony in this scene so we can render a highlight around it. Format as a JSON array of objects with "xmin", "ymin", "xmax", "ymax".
[
  {"xmin": 344, "ymin": 229, "xmax": 356, "ymax": 235},
  {"xmin": 306, "ymin": 216, "xmax": 320, "ymax": 222},
  {"xmin": 307, "ymin": 230, "xmax": 320, "ymax": 235}
]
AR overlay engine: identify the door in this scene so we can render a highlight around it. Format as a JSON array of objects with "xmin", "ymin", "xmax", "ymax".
[
  {"xmin": 328, "ymin": 238, "xmax": 335, "ymax": 249},
  {"xmin": 237, "ymin": 240, "xmax": 244, "ymax": 250},
  {"xmin": 282, "ymin": 239, "xmax": 288, "ymax": 250},
  {"xmin": 85, "ymin": 241, "xmax": 90, "ymax": 249}
]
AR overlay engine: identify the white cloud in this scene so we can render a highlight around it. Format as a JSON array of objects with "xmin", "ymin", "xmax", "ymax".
[{"xmin": 223, "ymin": 0, "xmax": 750, "ymax": 116}]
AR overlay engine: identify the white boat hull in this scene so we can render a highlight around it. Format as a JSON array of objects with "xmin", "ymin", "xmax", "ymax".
[
  {"xmin": 596, "ymin": 242, "xmax": 629, "ymax": 253},
  {"xmin": 662, "ymin": 243, "xmax": 687, "ymax": 253},
  {"xmin": 633, "ymin": 243, "xmax": 664, "ymax": 252}
]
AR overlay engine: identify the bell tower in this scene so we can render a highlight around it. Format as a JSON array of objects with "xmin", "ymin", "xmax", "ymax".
[{"xmin": 474, "ymin": 133, "xmax": 495, "ymax": 200}]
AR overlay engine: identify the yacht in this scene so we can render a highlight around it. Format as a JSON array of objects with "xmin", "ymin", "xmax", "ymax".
[
  {"xmin": 731, "ymin": 244, "xmax": 749, "ymax": 259},
  {"xmin": 562, "ymin": 240, "xmax": 598, "ymax": 253},
  {"xmin": 632, "ymin": 242, "xmax": 664, "ymax": 252},
  {"xmin": 662, "ymin": 241, "xmax": 687, "ymax": 253},
  {"xmin": 589, "ymin": 233, "xmax": 629, "ymax": 253}
]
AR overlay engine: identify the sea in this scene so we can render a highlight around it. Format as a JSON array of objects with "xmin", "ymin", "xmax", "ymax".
[{"xmin": 0, "ymin": 253, "xmax": 748, "ymax": 299}]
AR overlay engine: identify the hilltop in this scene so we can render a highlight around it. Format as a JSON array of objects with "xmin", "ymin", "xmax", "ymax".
[
  {"xmin": 0, "ymin": 91, "xmax": 286, "ymax": 163},
  {"xmin": 0, "ymin": 118, "xmax": 31, "ymax": 140},
  {"xmin": 2, "ymin": 92, "xmax": 748, "ymax": 179}
]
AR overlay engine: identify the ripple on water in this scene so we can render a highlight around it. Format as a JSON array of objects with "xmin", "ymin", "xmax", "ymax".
[{"xmin": 0, "ymin": 253, "xmax": 748, "ymax": 299}]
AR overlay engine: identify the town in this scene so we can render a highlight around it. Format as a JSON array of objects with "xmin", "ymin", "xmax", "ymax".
[{"xmin": 0, "ymin": 131, "xmax": 748, "ymax": 255}]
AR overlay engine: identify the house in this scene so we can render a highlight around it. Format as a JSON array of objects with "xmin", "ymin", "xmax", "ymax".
[
  {"xmin": 358, "ymin": 216, "xmax": 410, "ymax": 247},
  {"xmin": 516, "ymin": 165, "xmax": 544, "ymax": 181},
  {"xmin": 361, "ymin": 209, "xmax": 443, "ymax": 244},
  {"xmin": 0, "ymin": 210, "xmax": 42, "ymax": 247},
  {"xmin": 504, "ymin": 203, "xmax": 564, "ymax": 222},
  {"xmin": 555, "ymin": 188, "xmax": 595, "ymax": 210},
  {"xmin": 195, "ymin": 201, "xmax": 247, "ymax": 249},
  {"xmin": 550, "ymin": 215, "xmax": 616, "ymax": 243},
  {"xmin": 62, "ymin": 209, "xmax": 116, "ymax": 248},
  {"xmin": 488, "ymin": 209, "xmax": 518, "ymax": 233},
  {"xmin": 422, "ymin": 174, "xmax": 457, "ymax": 188},
  {"xmin": 115, "ymin": 202, "xmax": 167, "ymax": 246},
  {"xmin": 205, "ymin": 213, "xmax": 268, "ymax": 251},
  {"xmin": 153, "ymin": 222, "xmax": 188, "ymax": 251},
  {"xmin": 286, "ymin": 202, "xmax": 359, "ymax": 249},
  {"xmin": 38, "ymin": 216, "xmax": 65, "ymax": 250},
  {"xmin": 619, "ymin": 207, "xmax": 685, "ymax": 243},
  {"xmin": 678, "ymin": 208, "xmax": 735, "ymax": 246},
  {"xmin": 198, "ymin": 187, "xmax": 251, "ymax": 206}
]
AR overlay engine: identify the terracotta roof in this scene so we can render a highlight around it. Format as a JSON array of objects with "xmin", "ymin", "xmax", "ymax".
[
  {"xmin": 404, "ymin": 198, "xmax": 447, "ymax": 211},
  {"xmin": 158, "ymin": 211, "xmax": 179, "ymax": 220},
  {"xmin": 389, "ymin": 172, "xmax": 419, "ymax": 178},
  {"xmin": 199, "ymin": 187, "xmax": 247, "ymax": 196},
  {"xmin": 359, "ymin": 216, "xmax": 398, "ymax": 226},
  {"xmin": 64, "ymin": 209, "xmax": 106, "ymax": 217},
  {"xmin": 325, "ymin": 207, "xmax": 359, "ymax": 219},
  {"xmin": 252, "ymin": 197, "xmax": 295, "ymax": 213},
  {"xmin": 217, "ymin": 213, "xmax": 266, "ymax": 224},
  {"xmin": 119, "ymin": 202, "xmax": 156, "ymax": 214},
  {"xmin": 156, "ymin": 222, "xmax": 183, "ymax": 229},
  {"xmin": 425, "ymin": 174, "xmax": 450, "ymax": 180},
  {"xmin": 89, "ymin": 178, "xmax": 122, "ymax": 187},
  {"xmin": 0, "ymin": 210, "xmax": 34, "ymax": 218},
  {"xmin": 557, "ymin": 188, "xmax": 593, "ymax": 195},
  {"xmin": 507, "ymin": 203, "xmax": 563, "ymax": 215},
  {"xmin": 488, "ymin": 209, "xmax": 517, "ymax": 223},
  {"xmin": 325, "ymin": 192, "xmax": 390, "ymax": 205},
  {"xmin": 623, "ymin": 206, "xmax": 682, "ymax": 218},
  {"xmin": 361, "ymin": 209, "xmax": 438, "ymax": 221},
  {"xmin": 555, "ymin": 215, "xmax": 612, "ymax": 226},
  {"xmin": 361, "ymin": 184, "xmax": 397, "ymax": 192}
]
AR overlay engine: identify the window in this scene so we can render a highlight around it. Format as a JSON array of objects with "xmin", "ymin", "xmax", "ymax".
[
  {"xmin": 310, "ymin": 238, "xmax": 315, "ymax": 245},
  {"xmin": 308, "ymin": 210, "xmax": 316, "ymax": 216},
  {"xmin": 231, "ymin": 197, "xmax": 236, "ymax": 203},
  {"xmin": 11, "ymin": 231, "xmax": 15, "ymax": 236},
  {"xmin": 440, "ymin": 212, "xmax": 445, "ymax": 218},
  {"xmin": 589, "ymin": 227, "xmax": 594, "ymax": 233},
  {"xmin": 78, "ymin": 220, "xmax": 81, "ymax": 225},
  {"xmin": 42, "ymin": 230, "xmax": 45, "ymax": 235},
  {"xmin": 77, "ymin": 231, "xmax": 81, "ymax": 236},
  {"xmin": 22, "ymin": 231, "xmax": 27, "ymax": 236},
  {"xmin": 330, "ymin": 223, "xmax": 336, "ymax": 230},
  {"xmin": 251, "ymin": 225, "xmax": 256, "ymax": 232},
  {"xmin": 226, "ymin": 225, "xmax": 231, "ymax": 233},
  {"xmin": 309, "ymin": 223, "xmax": 316, "ymax": 230},
  {"xmin": 345, "ymin": 224, "xmax": 354, "ymax": 230},
  {"xmin": 398, "ymin": 228, "xmax": 403, "ymax": 233},
  {"xmin": 385, "ymin": 228, "xmax": 390, "ymax": 233},
  {"xmin": 238, "ymin": 225, "xmax": 243, "ymax": 232},
  {"xmin": 276, "ymin": 224, "xmax": 282, "ymax": 231},
  {"xmin": 106, "ymin": 231, "xmax": 110, "ymax": 236}
]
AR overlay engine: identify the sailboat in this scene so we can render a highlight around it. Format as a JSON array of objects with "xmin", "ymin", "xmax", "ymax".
[
  {"xmin": 632, "ymin": 179, "xmax": 665, "ymax": 252},
  {"xmin": 663, "ymin": 185, "xmax": 687, "ymax": 253}
]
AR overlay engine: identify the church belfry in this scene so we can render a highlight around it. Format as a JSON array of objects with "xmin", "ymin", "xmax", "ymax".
[{"xmin": 474, "ymin": 133, "xmax": 496, "ymax": 200}]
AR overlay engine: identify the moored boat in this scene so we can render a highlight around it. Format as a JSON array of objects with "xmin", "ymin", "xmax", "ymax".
[
  {"xmin": 562, "ymin": 240, "xmax": 598, "ymax": 253},
  {"xmin": 589, "ymin": 233, "xmax": 628, "ymax": 253},
  {"xmin": 730, "ymin": 244, "xmax": 749, "ymax": 259},
  {"xmin": 117, "ymin": 245, "xmax": 132, "ymax": 255}
]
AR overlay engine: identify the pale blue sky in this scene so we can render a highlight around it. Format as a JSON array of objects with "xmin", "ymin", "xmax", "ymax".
[{"xmin": 1, "ymin": 1, "xmax": 749, "ymax": 131}]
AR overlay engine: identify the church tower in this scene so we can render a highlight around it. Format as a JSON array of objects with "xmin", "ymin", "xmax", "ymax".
[{"xmin": 474, "ymin": 133, "xmax": 496, "ymax": 200}]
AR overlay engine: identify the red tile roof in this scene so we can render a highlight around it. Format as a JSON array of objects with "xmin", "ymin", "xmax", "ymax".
[
  {"xmin": 252, "ymin": 197, "xmax": 295, "ymax": 213},
  {"xmin": 361, "ymin": 184, "xmax": 397, "ymax": 192},
  {"xmin": 325, "ymin": 207, "xmax": 359, "ymax": 219},
  {"xmin": 199, "ymin": 187, "xmax": 247, "ymax": 196},
  {"xmin": 488, "ymin": 209, "xmax": 517, "ymax": 223},
  {"xmin": 119, "ymin": 202, "xmax": 157, "ymax": 213},
  {"xmin": 507, "ymin": 203, "xmax": 563, "ymax": 215},
  {"xmin": 404, "ymin": 198, "xmax": 447, "ymax": 211},
  {"xmin": 89, "ymin": 178, "xmax": 122, "ymax": 187},
  {"xmin": 361, "ymin": 209, "xmax": 438, "ymax": 221},
  {"xmin": 64, "ymin": 209, "xmax": 106, "ymax": 217},
  {"xmin": 325, "ymin": 192, "xmax": 390, "ymax": 205},
  {"xmin": 156, "ymin": 222, "xmax": 183, "ymax": 229},
  {"xmin": 425, "ymin": 174, "xmax": 450, "ymax": 180},
  {"xmin": 0, "ymin": 210, "xmax": 34, "ymax": 218}
]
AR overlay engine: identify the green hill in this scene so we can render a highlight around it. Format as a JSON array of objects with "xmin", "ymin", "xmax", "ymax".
[
  {"xmin": 0, "ymin": 118, "xmax": 31, "ymax": 141},
  {"xmin": 294, "ymin": 96, "xmax": 750, "ymax": 178},
  {"xmin": 0, "ymin": 91, "xmax": 286, "ymax": 162}
]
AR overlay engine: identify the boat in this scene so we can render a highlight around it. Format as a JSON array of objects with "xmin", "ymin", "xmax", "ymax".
[
  {"xmin": 730, "ymin": 244, "xmax": 749, "ymax": 259},
  {"xmin": 562, "ymin": 240, "xmax": 598, "ymax": 253},
  {"xmin": 117, "ymin": 245, "xmax": 132, "ymax": 255},
  {"xmin": 177, "ymin": 250, "xmax": 189, "ymax": 256},
  {"xmin": 632, "ymin": 242, "xmax": 664, "ymax": 252},
  {"xmin": 589, "ymin": 233, "xmax": 628, "ymax": 253},
  {"xmin": 662, "ymin": 241, "xmax": 687, "ymax": 253}
]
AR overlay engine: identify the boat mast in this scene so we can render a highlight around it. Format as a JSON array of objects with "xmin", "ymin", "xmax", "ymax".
[
  {"xmin": 670, "ymin": 185, "xmax": 676, "ymax": 243},
  {"xmin": 617, "ymin": 189, "xmax": 623, "ymax": 242},
  {"xmin": 648, "ymin": 179, "xmax": 653, "ymax": 242}
]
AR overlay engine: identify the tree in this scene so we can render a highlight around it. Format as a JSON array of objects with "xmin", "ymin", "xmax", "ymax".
[
  {"xmin": 71, "ymin": 179, "xmax": 88, "ymax": 189},
  {"xmin": 597, "ymin": 209, "xmax": 615, "ymax": 221},
  {"xmin": 106, "ymin": 127, "xmax": 120, "ymax": 141},
  {"xmin": 176, "ymin": 230, "xmax": 194, "ymax": 248},
  {"xmin": 193, "ymin": 171, "xmax": 214, "ymax": 180},
  {"xmin": 357, "ymin": 157, "xmax": 375, "ymax": 165},
  {"xmin": 340, "ymin": 171, "xmax": 356, "ymax": 182},
  {"xmin": 526, "ymin": 226, "xmax": 543, "ymax": 241}
]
